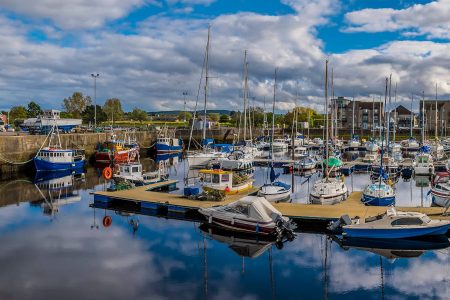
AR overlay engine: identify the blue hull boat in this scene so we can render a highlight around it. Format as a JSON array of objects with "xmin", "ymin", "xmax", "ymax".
[
  {"xmin": 362, "ymin": 194, "xmax": 395, "ymax": 206},
  {"xmin": 341, "ymin": 208, "xmax": 450, "ymax": 239},
  {"xmin": 343, "ymin": 224, "xmax": 450, "ymax": 239},
  {"xmin": 34, "ymin": 157, "xmax": 85, "ymax": 171},
  {"xmin": 156, "ymin": 142, "xmax": 182, "ymax": 153}
]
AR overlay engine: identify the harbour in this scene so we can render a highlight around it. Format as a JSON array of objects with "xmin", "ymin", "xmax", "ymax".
[{"xmin": 2, "ymin": 0, "xmax": 450, "ymax": 299}]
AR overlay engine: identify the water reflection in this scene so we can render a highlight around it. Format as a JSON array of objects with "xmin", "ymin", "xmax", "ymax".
[{"xmin": 0, "ymin": 153, "xmax": 450, "ymax": 299}]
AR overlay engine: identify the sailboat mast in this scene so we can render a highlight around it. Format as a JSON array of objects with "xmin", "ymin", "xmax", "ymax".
[
  {"xmin": 202, "ymin": 25, "xmax": 211, "ymax": 145},
  {"xmin": 271, "ymin": 68, "xmax": 277, "ymax": 158},
  {"xmin": 410, "ymin": 93, "xmax": 413, "ymax": 138},
  {"xmin": 386, "ymin": 74, "xmax": 392, "ymax": 147},
  {"xmin": 352, "ymin": 97, "xmax": 355, "ymax": 137},
  {"xmin": 324, "ymin": 60, "xmax": 329, "ymax": 179},
  {"xmin": 243, "ymin": 50, "xmax": 248, "ymax": 141},
  {"xmin": 393, "ymin": 82, "xmax": 397, "ymax": 143},
  {"xmin": 422, "ymin": 91, "xmax": 425, "ymax": 144},
  {"xmin": 331, "ymin": 67, "xmax": 334, "ymax": 141},
  {"xmin": 435, "ymin": 82, "xmax": 438, "ymax": 140},
  {"xmin": 380, "ymin": 77, "xmax": 388, "ymax": 187},
  {"xmin": 372, "ymin": 96, "xmax": 375, "ymax": 139}
]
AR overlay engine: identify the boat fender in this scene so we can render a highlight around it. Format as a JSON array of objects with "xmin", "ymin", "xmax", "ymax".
[
  {"xmin": 102, "ymin": 216, "xmax": 112, "ymax": 227},
  {"xmin": 256, "ymin": 223, "xmax": 260, "ymax": 233},
  {"xmin": 208, "ymin": 216, "xmax": 212, "ymax": 224},
  {"xmin": 225, "ymin": 186, "xmax": 231, "ymax": 193},
  {"xmin": 103, "ymin": 167, "xmax": 113, "ymax": 180},
  {"xmin": 231, "ymin": 218, "xmax": 234, "ymax": 225}
]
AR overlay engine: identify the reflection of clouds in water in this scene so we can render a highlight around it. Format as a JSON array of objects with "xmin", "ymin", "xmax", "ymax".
[
  {"xmin": 390, "ymin": 256, "xmax": 450, "ymax": 299},
  {"xmin": 272, "ymin": 233, "xmax": 450, "ymax": 298},
  {"xmin": 328, "ymin": 249, "xmax": 381, "ymax": 293},
  {"xmin": 0, "ymin": 216, "xmax": 196, "ymax": 300},
  {"xmin": 0, "ymin": 205, "xmax": 31, "ymax": 231},
  {"xmin": 209, "ymin": 268, "xmax": 258, "ymax": 300}
]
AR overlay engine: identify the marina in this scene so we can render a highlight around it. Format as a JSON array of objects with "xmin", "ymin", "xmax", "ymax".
[{"xmin": 2, "ymin": 0, "xmax": 450, "ymax": 298}]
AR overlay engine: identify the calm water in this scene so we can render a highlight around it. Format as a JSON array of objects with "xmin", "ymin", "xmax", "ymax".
[{"xmin": 0, "ymin": 153, "xmax": 449, "ymax": 300}]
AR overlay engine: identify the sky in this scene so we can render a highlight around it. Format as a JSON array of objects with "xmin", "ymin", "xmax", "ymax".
[{"xmin": 0, "ymin": 0, "xmax": 449, "ymax": 113}]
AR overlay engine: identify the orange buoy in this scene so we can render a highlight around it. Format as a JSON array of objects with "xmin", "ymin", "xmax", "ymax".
[
  {"xmin": 224, "ymin": 186, "xmax": 231, "ymax": 193},
  {"xmin": 102, "ymin": 216, "xmax": 112, "ymax": 227},
  {"xmin": 102, "ymin": 167, "xmax": 113, "ymax": 180}
]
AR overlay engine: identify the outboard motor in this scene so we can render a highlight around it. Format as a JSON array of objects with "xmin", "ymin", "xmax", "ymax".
[{"xmin": 327, "ymin": 214, "xmax": 352, "ymax": 233}]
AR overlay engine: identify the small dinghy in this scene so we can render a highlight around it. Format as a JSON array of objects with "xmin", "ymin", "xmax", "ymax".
[
  {"xmin": 330, "ymin": 207, "xmax": 450, "ymax": 239},
  {"xmin": 199, "ymin": 196, "xmax": 296, "ymax": 238},
  {"xmin": 258, "ymin": 181, "xmax": 291, "ymax": 203},
  {"xmin": 258, "ymin": 166, "xmax": 291, "ymax": 202}
]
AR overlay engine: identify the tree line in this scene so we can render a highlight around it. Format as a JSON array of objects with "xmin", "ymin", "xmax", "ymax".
[{"xmin": 2, "ymin": 92, "xmax": 325, "ymax": 128}]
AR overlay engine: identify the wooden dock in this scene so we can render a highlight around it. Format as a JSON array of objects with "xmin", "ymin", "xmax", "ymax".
[{"xmin": 93, "ymin": 180, "xmax": 450, "ymax": 221}]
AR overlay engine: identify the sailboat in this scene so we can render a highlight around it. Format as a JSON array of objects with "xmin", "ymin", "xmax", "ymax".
[
  {"xmin": 362, "ymin": 77, "xmax": 396, "ymax": 206},
  {"xmin": 310, "ymin": 60, "xmax": 348, "ymax": 205},
  {"xmin": 34, "ymin": 123, "xmax": 85, "ymax": 171},
  {"xmin": 186, "ymin": 26, "xmax": 228, "ymax": 168},
  {"xmin": 257, "ymin": 68, "xmax": 291, "ymax": 203}
]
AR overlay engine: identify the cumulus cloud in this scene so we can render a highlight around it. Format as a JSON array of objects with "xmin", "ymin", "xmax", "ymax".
[
  {"xmin": 344, "ymin": 0, "xmax": 450, "ymax": 39},
  {"xmin": 0, "ymin": 0, "xmax": 449, "ymax": 113},
  {"xmin": 0, "ymin": 0, "xmax": 147, "ymax": 29}
]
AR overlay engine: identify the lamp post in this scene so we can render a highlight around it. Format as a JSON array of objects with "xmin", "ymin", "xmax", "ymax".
[
  {"xmin": 91, "ymin": 73, "xmax": 100, "ymax": 129},
  {"xmin": 182, "ymin": 91, "xmax": 188, "ymax": 122}
]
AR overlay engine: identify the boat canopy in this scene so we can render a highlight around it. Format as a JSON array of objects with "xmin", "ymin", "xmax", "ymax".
[
  {"xmin": 233, "ymin": 196, "xmax": 283, "ymax": 222},
  {"xmin": 323, "ymin": 157, "xmax": 342, "ymax": 168}
]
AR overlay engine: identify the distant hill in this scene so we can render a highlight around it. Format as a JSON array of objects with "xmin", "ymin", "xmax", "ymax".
[{"xmin": 148, "ymin": 109, "xmax": 232, "ymax": 116}]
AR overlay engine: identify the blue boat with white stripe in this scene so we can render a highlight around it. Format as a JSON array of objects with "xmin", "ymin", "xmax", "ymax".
[{"xmin": 33, "ymin": 123, "xmax": 86, "ymax": 172}]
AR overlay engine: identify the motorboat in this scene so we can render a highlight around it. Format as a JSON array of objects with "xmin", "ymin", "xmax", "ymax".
[
  {"xmin": 310, "ymin": 177, "xmax": 348, "ymax": 205},
  {"xmin": 113, "ymin": 163, "xmax": 167, "ymax": 186},
  {"xmin": 272, "ymin": 138, "xmax": 288, "ymax": 152},
  {"xmin": 187, "ymin": 151, "xmax": 227, "ymax": 167},
  {"xmin": 338, "ymin": 207, "xmax": 450, "ymax": 239},
  {"xmin": 430, "ymin": 172, "xmax": 450, "ymax": 207},
  {"xmin": 429, "ymin": 141, "xmax": 445, "ymax": 160},
  {"xmin": 257, "ymin": 181, "xmax": 291, "ymax": 203},
  {"xmin": 218, "ymin": 150, "xmax": 253, "ymax": 171},
  {"xmin": 371, "ymin": 155, "xmax": 400, "ymax": 182},
  {"xmin": 293, "ymin": 146, "xmax": 308, "ymax": 158},
  {"xmin": 198, "ymin": 196, "xmax": 296, "ymax": 237},
  {"xmin": 362, "ymin": 182, "xmax": 395, "ymax": 206},
  {"xmin": 199, "ymin": 169, "xmax": 253, "ymax": 194},
  {"xmin": 413, "ymin": 152, "xmax": 434, "ymax": 176}
]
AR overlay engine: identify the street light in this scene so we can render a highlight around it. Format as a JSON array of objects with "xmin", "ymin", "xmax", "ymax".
[
  {"xmin": 182, "ymin": 91, "xmax": 188, "ymax": 122},
  {"xmin": 91, "ymin": 73, "xmax": 100, "ymax": 130}
]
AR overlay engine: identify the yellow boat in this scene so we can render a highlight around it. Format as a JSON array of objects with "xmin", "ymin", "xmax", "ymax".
[{"xmin": 199, "ymin": 169, "xmax": 253, "ymax": 194}]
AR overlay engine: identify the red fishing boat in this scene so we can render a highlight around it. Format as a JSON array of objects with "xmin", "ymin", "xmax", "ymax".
[{"xmin": 95, "ymin": 133, "xmax": 139, "ymax": 163}]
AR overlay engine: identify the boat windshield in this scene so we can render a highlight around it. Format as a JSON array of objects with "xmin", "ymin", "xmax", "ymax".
[
  {"xmin": 224, "ymin": 204, "xmax": 249, "ymax": 216},
  {"xmin": 418, "ymin": 156, "xmax": 429, "ymax": 163},
  {"xmin": 391, "ymin": 218, "xmax": 423, "ymax": 226}
]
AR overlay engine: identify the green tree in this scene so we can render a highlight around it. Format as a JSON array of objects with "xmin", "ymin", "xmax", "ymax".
[
  {"xmin": 26, "ymin": 101, "xmax": 42, "ymax": 118},
  {"xmin": 178, "ymin": 111, "xmax": 192, "ymax": 121},
  {"xmin": 130, "ymin": 108, "xmax": 148, "ymax": 123},
  {"xmin": 63, "ymin": 92, "xmax": 91, "ymax": 118},
  {"xmin": 208, "ymin": 113, "xmax": 220, "ymax": 122},
  {"xmin": 82, "ymin": 105, "xmax": 107, "ymax": 124},
  {"xmin": 103, "ymin": 98, "xmax": 124, "ymax": 123},
  {"xmin": 219, "ymin": 114, "xmax": 230, "ymax": 123},
  {"xmin": 9, "ymin": 106, "xmax": 28, "ymax": 123}
]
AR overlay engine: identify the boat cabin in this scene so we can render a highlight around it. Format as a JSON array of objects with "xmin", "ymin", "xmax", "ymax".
[
  {"xmin": 119, "ymin": 163, "xmax": 142, "ymax": 177},
  {"xmin": 199, "ymin": 169, "xmax": 232, "ymax": 188},
  {"xmin": 37, "ymin": 149, "xmax": 76, "ymax": 163}
]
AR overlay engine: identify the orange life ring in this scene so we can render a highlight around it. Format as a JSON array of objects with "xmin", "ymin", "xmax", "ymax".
[
  {"xmin": 102, "ymin": 167, "xmax": 113, "ymax": 180},
  {"xmin": 103, "ymin": 216, "xmax": 112, "ymax": 227}
]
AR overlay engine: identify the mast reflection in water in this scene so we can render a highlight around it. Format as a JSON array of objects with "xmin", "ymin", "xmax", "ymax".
[{"xmin": 0, "ymin": 155, "xmax": 449, "ymax": 300}]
